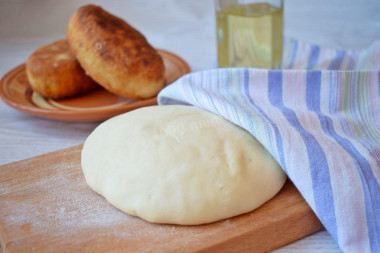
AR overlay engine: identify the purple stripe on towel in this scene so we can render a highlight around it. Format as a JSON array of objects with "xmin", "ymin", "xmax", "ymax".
[{"xmin": 268, "ymin": 70, "xmax": 337, "ymax": 239}]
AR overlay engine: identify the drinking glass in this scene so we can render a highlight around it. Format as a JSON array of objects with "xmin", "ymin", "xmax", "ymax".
[{"xmin": 215, "ymin": 0, "xmax": 283, "ymax": 69}]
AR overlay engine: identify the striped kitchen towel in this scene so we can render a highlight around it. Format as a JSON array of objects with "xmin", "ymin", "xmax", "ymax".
[
  {"xmin": 282, "ymin": 37, "xmax": 380, "ymax": 71},
  {"xmin": 157, "ymin": 39, "xmax": 380, "ymax": 253}
]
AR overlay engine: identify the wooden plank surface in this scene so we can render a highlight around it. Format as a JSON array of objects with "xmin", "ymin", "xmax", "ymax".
[{"xmin": 0, "ymin": 145, "xmax": 323, "ymax": 253}]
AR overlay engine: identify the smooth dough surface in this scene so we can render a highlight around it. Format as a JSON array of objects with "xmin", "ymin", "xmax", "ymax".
[{"xmin": 81, "ymin": 105, "xmax": 286, "ymax": 225}]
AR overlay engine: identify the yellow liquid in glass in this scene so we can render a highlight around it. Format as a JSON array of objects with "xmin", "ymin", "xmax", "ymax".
[{"xmin": 216, "ymin": 2, "xmax": 283, "ymax": 68}]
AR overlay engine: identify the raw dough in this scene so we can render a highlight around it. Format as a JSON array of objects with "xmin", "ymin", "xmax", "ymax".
[{"xmin": 81, "ymin": 105, "xmax": 286, "ymax": 225}]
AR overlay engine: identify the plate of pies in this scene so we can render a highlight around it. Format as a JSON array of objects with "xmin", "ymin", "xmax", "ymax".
[{"xmin": 0, "ymin": 49, "xmax": 190, "ymax": 122}]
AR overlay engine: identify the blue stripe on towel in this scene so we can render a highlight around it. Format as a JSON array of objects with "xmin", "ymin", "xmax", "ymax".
[
  {"xmin": 268, "ymin": 70, "xmax": 337, "ymax": 239},
  {"xmin": 328, "ymin": 50, "xmax": 346, "ymax": 70},
  {"xmin": 306, "ymin": 72, "xmax": 380, "ymax": 252},
  {"xmin": 243, "ymin": 69, "xmax": 288, "ymax": 173},
  {"xmin": 307, "ymin": 45, "xmax": 320, "ymax": 69},
  {"xmin": 288, "ymin": 40, "xmax": 299, "ymax": 69}
]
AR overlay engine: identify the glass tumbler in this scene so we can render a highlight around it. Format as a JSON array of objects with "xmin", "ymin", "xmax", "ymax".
[{"xmin": 216, "ymin": 0, "xmax": 283, "ymax": 69}]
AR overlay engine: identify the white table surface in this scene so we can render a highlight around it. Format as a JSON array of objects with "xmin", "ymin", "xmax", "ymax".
[{"xmin": 1, "ymin": 0, "xmax": 379, "ymax": 252}]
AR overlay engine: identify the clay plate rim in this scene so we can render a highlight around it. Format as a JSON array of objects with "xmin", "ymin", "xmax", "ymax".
[{"xmin": 0, "ymin": 49, "xmax": 191, "ymax": 122}]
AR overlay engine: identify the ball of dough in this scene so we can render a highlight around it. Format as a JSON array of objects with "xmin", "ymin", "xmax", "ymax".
[
  {"xmin": 67, "ymin": 4, "xmax": 165, "ymax": 100},
  {"xmin": 26, "ymin": 39, "xmax": 97, "ymax": 99},
  {"xmin": 81, "ymin": 105, "xmax": 286, "ymax": 225}
]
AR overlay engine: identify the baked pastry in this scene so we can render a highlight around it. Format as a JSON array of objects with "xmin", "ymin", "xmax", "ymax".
[
  {"xmin": 67, "ymin": 4, "xmax": 165, "ymax": 100},
  {"xmin": 26, "ymin": 39, "xmax": 97, "ymax": 99}
]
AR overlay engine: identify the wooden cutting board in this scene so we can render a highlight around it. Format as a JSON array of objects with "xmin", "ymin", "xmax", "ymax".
[{"xmin": 0, "ymin": 145, "xmax": 323, "ymax": 253}]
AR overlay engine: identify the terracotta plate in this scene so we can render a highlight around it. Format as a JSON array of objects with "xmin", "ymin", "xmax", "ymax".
[{"xmin": 0, "ymin": 49, "xmax": 190, "ymax": 122}]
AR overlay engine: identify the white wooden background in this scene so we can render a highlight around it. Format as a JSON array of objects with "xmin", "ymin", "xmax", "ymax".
[{"xmin": 1, "ymin": 0, "xmax": 379, "ymax": 252}]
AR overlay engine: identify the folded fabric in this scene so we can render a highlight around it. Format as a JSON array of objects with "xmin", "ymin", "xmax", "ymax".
[
  {"xmin": 283, "ymin": 37, "xmax": 380, "ymax": 70},
  {"xmin": 157, "ymin": 39, "xmax": 380, "ymax": 253}
]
